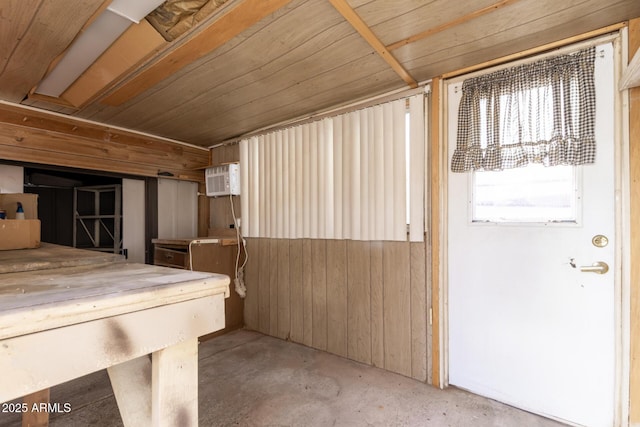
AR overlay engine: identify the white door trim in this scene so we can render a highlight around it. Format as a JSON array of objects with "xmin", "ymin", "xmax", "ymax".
[
  {"xmin": 438, "ymin": 32, "xmax": 631, "ymax": 427},
  {"xmin": 614, "ymin": 27, "xmax": 632, "ymax": 427}
]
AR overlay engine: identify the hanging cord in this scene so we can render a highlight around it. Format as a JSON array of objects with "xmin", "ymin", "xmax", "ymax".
[{"xmin": 230, "ymin": 193, "xmax": 248, "ymax": 298}]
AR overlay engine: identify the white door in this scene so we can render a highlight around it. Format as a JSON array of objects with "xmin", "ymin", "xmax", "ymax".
[
  {"xmin": 447, "ymin": 42, "xmax": 616, "ymax": 427},
  {"xmin": 157, "ymin": 178, "xmax": 198, "ymax": 238},
  {"xmin": 122, "ymin": 178, "xmax": 146, "ymax": 263}
]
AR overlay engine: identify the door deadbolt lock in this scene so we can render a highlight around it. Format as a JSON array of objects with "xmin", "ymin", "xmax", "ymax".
[{"xmin": 592, "ymin": 235, "xmax": 609, "ymax": 248}]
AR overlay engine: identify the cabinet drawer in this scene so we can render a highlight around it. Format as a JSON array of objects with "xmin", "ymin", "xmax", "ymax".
[{"xmin": 154, "ymin": 246, "xmax": 189, "ymax": 269}]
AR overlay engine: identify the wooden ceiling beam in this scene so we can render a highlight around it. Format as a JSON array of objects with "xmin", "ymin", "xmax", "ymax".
[
  {"xmin": 101, "ymin": 0, "xmax": 294, "ymax": 107},
  {"xmin": 386, "ymin": 0, "xmax": 520, "ymax": 51},
  {"xmin": 328, "ymin": 0, "xmax": 418, "ymax": 88}
]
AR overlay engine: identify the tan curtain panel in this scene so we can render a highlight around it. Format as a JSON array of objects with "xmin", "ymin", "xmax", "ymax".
[{"xmin": 451, "ymin": 47, "xmax": 596, "ymax": 172}]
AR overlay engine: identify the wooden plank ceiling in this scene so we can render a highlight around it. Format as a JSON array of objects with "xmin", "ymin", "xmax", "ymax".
[{"xmin": 1, "ymin": 0, "xmax": 640, "ymax": 148}]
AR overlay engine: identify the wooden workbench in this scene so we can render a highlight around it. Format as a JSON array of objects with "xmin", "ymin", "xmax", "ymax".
[{"xmin": 0, "ymin": 244, "xmax": 229, "ymax": 426}]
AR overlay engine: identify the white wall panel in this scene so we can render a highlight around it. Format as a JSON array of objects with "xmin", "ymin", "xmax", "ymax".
[
  {"xmin": 122, "ymin": 178, "xmax": 145, "ymax": 263},
  {"xmin": 0, "ymin": 165, "xmax": 23, "ymax": 193},
  {"xmin": 157, "ymin": 179, "xmax": 196, "ymax": 239}
]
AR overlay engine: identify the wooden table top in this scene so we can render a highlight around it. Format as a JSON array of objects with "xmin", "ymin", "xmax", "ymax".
[
  {"xmin": 0, "ymin": 245, "xmax": 229, "ymax": 340},
  {"xmin": 0, "ymin": 243, "xmax": 125, "ymax": 274}
]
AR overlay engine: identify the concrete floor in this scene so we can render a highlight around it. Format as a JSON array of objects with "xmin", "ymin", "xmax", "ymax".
[{"xmin": 1, "ymin": 330, "xmax": 567, "ymax": 427}]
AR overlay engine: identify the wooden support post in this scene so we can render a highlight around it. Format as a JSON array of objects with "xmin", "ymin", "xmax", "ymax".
[
  {"xmin": 21, "ymin": 389, "xmax": 50, "ymax": 427},
  {"xmin": 107, "ymin": 356, "xmax": 152, "ymax": 427},
  {"xmin": 152, "ymin": 338, "xmax": 199, "ymax": 427},
  {"xmin": 328, "ymin": 0, "xmax": 417, "ymax": 88},
  {"xmin": 430, "ymin": 77, "xmax": 441, "ymax": 388}
]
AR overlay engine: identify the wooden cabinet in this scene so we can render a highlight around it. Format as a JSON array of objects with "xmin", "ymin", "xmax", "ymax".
[
  {"xmin": 152, "ymin": 237, "xmax": 243, "ymax": 337},
  {"xmin": 153, "ymin": 245, "xmax": 190, "ymax": 269}
]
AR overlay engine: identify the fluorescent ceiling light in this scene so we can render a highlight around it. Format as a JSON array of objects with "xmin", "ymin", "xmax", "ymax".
[{"xmin": 35, "ymin": 0, "xmax": 164, "ymax": 98}]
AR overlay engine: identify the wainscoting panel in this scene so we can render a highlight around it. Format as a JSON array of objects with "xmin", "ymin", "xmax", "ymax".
[{"xmin": 244, "ymin": 237, "xmax": 430, "ymax": 383}]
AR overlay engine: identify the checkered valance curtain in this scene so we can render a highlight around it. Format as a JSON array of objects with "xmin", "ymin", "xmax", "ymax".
[{"xmin": 451, "ymin": 47, "xmax": 596, "ymax": 172}]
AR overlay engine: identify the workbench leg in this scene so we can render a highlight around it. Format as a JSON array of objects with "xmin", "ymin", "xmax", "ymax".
[
  {"xmin": 107, "ymin": 356, "xmax": 152, "ymax": 427},
  {"xmin": 152, "ymin": 338, "xmax": 199, "ymax": 427},
  {"xmin": 22, "ymin": 388, "xmax": 49, "ymax": 427}
]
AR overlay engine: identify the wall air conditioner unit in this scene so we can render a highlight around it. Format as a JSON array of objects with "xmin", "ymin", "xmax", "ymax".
[{"xmin": 205, "ymin": 163, "xmax": 240, "ymax": 197}]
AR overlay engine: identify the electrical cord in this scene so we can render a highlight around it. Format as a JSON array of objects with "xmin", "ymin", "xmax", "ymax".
[{"xmin": 230, "ymin": 194, "xmax": 248, "ymax": 298}]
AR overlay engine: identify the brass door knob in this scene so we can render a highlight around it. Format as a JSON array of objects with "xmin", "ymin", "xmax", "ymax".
[{"xmin": 580, "ymin": 261, "xmax": 609, "ymax": 274}]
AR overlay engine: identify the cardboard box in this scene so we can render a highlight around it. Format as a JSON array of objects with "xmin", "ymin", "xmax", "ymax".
[
  {"xmin": 0, "ymin": 193, "xmax": 40, "ymax": 250},
  {"xmin": 0, "ymin": 193, "xmax": 38, "ymax": 219},
  {"xmin": 0, "ymin": 220, "xmax": 41, "ymax": 250}
]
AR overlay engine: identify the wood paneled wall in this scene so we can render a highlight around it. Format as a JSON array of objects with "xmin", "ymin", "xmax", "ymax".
[
  {"xmin": 0, "ymin": 103, "xmax": 208, "ymax": 181},
  {"xmin": 243, "ymin": 237, "xmax": 431, "ymax": 383},
  {"xmin": 209, "ymin": 144, "xmax": 241, "ymax": 233}
]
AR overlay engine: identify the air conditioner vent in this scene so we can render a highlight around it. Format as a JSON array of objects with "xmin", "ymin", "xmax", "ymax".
[{"xmin": 205, "ymin": 163, "xmax": 240, "ymax": 197}]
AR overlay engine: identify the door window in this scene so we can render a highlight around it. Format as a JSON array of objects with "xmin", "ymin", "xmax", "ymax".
[{"xmin": 472, "ymin": 164, "xmax": 579, "ymax": 223}]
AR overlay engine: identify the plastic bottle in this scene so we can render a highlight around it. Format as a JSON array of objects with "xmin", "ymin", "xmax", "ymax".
[{"xmin": 15, "ymin": 202, "xmax": 25, "ymax": 220}]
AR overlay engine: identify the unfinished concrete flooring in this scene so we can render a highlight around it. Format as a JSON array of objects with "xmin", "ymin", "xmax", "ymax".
[{"xmin": 0, "ymin": 330, "xmax": 566, "ymax": 426}]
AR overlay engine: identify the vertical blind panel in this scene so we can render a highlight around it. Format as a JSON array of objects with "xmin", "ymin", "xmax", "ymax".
[
  {"xmin": 275, "ymin": 132, "xmax": 283, "ymax": 238},
  {"xmin": 383, "ymin": 102, "xmax": 395, "ymax": 241},
  {"xmin": 342, "ymin": 114, "xmax": 352, "ymax": 240},
  {"xmin": 258, "ymin": 135, "xmax": 266, "ymax": 238},
  {"xmin": 287, "ymin": 128, "xmax": 296, "ymax": 239},
  {"xmin": 282, "ymin": 130, "xmax": 290, "ymax": 239},
  {"xmin": 409, "ymin": 94, "xmax": 425, "ymax": 242},
  {"xmin": 269, "ymin": 132, "xmax": 277, "ymax": 238},
  {"xmin": 239, "ymin": 139, "xmax": 249, "ymax": 236},
  {"xmin": 249, "ymin": 137, "xmax": 260, "ymax": 238},
  {"xmin": 349, "ymin": 111, "xmax": 361, "ymax": 241},
  {"xmin": 366, "ymin": 107, "xmax": 377, "ymax": 240},
  {"xmin": 373, "ymin": 105, "xmax": 385, "ymax": 240},
  {"xmin": 302, "ymin": 124, "xmax": 311, "ymax": 238},
  {"xmin": 240, "ymin": 94, "xmax": 425, "ymax": 241},
  {"xmin": 318, "ymin": 120, "xmax": 327, "ymax": 239},
  {"xmin": 309, "ymin": 122, "xmax": 319, "ymax": 239},
  {"xmin": 392, "ymin": 99, "xmax": 407, "ymax": 241},
  {"xmin": 295, "ymin": 126, "xmax": 304, "ymax": 239},
  {"xmin": 359, "ymin": 109, "xmax": 370, "ymax": 241},
  {"xmin": 333, "ymin": 115, "xmax": 344, "ymax": 240},
  {"xmin": 323, "ymin": 118, "xmax": 335, "ymax": 239}
]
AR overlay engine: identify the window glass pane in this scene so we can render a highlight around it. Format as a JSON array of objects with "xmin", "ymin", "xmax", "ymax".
[{"xmin": 472, "ymin": 164, "xmax": 577, "ymax": 223}]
